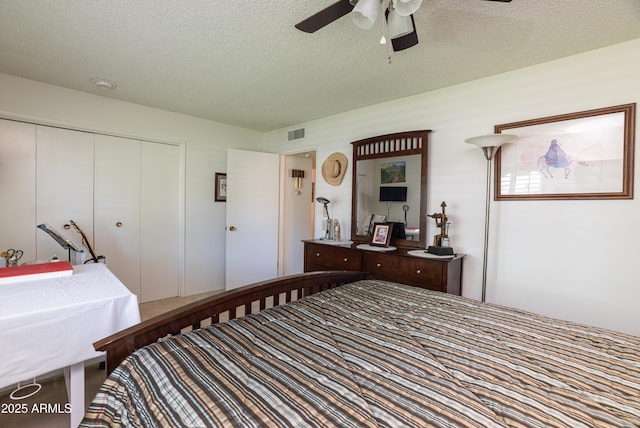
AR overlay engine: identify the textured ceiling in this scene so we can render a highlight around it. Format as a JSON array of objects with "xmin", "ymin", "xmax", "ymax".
[{"xmin": 0, "ymin": 1, "xmax": 639, "ymax": 132}]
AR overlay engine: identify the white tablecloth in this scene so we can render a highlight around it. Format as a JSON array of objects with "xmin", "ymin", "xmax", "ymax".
[{"xmin": 0, "ymin": 263, "xmax": 140, "ymax": 389}]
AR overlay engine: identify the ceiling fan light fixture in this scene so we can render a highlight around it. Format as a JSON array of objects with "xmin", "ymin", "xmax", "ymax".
[
  {"xmin": 393, "ymin": 0, "xmax": 422, "ymax": 17},
  {"xmin": 388, "ymin": 9, "xmax": 413, "ymax": 39},
  {"xmin": 352, "ymin": 0, "xmax": 381, "ymax": 30}
]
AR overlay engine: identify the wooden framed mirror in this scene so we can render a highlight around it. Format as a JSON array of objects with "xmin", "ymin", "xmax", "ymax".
[{"xmin": 351, "ymin": 130, "xmax": 430, "ymax": 249}]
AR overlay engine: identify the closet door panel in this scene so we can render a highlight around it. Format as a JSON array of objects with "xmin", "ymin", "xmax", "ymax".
[
  {"xmin": 94, "ymin": 134, "xmax": 141, "ymax": 296},
  {"xmin": 36, "ymin": 126, "xmax": 94, "ymax": 261},
  {"xmin": 140, "ymin": 142, "xmax": 180, "ymax": 302},
  {"xmin": 0, "ymin": 119, "xmax": 37, "ymax": 261}
]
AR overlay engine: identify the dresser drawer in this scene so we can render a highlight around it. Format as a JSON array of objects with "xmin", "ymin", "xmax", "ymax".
[
  {"xmin": 362, "ymin": 252, "xmax": 398, "ymax": 279},
  {"xmin": 397, "ymin": 257, "xmax": 444, "ymax": 290},
  {"xmin": 303, "ymin": 241, "xmax": 462, "ymax": 296},
  {"xmin": 328, "ymin": 246, "xmax": 361, "ymax": 270},
  {"xmin": 304, "ymin": 243, "xmax": 362, "ymax": 271}
]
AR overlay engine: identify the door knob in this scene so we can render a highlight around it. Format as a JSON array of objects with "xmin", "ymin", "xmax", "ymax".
[{"xmin": 229, "ymin": 226, "xmax": 237, "ymax": 231}]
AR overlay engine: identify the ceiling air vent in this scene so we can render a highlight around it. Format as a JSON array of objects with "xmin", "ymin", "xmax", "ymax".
[{"xmin": 288, "ymin": 128, "xmax": 305, "ymax": 141}]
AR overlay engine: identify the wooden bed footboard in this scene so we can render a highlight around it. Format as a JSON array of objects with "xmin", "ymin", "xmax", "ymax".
[{"xmin": 95, "ymin": 271, "xmax": 369, "ymax": 374}]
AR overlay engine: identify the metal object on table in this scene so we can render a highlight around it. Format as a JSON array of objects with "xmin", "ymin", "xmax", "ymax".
[
  {"xmin": 5, "ymin": 249, "xmax": 23, "ymax": 267},
  {"xmin": 67, "ymin": 220, "xmax": 104, "ymax": 263},
  {"xmin": 428, "ymin": 201, "xmax": 449, "ymax": 247},
  {"xmin": 427, "ymin": 202, "xmax": 454, "ymax": 256},
  {"xmin": 37, "ymin": 222, "xmax": 104, "ymax": 264}
]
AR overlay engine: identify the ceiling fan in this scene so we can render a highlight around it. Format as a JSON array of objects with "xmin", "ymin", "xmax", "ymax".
[{"xmin": 295, "ymin": 0, "xmax": 512, "ymax": 52}]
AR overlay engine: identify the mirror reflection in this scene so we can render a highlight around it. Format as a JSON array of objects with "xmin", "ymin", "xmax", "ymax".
[
  {"xmin": 355, "ymin": 155, "xmax": 421, "ymax": 240},
  {"xmin": 351, "ymin": 130, "xmax": 430, "ymax": 249}
]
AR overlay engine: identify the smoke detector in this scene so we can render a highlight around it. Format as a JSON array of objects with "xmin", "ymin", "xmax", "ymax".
[{"xmin": 90, "ymin": 78, "xmax": 117, "ymax": 90}]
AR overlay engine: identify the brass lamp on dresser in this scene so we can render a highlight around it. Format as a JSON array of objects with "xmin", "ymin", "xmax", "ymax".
[{"xmin": 303, "ymin": 240, "xmax": 463, "ymax": 295}]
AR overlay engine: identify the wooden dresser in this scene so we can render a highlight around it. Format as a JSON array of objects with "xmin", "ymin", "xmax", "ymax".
[{"xmin": 303, "ymin": 240, "xmax": 463, "ymax": 295}]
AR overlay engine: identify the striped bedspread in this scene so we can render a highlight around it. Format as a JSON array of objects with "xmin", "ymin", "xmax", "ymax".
[{"xmin": 81, "ymin": 280, "xmax": 640, "ymax": 427}]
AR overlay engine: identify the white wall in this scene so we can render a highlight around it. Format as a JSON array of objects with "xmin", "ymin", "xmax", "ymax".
[
  {"xmin": 0, "ymin": 73, "xmax": 262, "ymax": 295},
  {"xmin": 262, "ymin": 38, "xmax": 640, "ymax": 337}
]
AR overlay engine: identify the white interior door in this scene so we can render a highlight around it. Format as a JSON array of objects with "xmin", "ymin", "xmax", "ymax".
[
  {"xmin": 225, "ymin": 149, "xmax": 280, "ymax": 290},
  {"xmin": 140, "ymin": 142, "xmax": 180, "ymax": 302},
  {"xmin": 94, "ymin": 134, "xmax": 141, "ymax": 296},
  {"xmin": 0, "ymin": 119, "xmax": 36, "ymax": 261},
  {"xmin": 36, "ymin": 126, "xmax": 94, "ymax": 261}
]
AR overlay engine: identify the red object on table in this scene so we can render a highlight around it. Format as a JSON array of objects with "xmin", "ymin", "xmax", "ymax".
[{"xmin": 0, "ymin": 261, "xmax": 74, "ymax": 283}]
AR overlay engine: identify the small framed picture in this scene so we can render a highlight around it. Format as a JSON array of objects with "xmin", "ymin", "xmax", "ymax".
[
  {"xmin": 215, "ymin": 173, "xmax": 227, "ymax": 202},
  {"xmin": 370, "ymin": 222, "xmax": 392, "ymax": 247}
]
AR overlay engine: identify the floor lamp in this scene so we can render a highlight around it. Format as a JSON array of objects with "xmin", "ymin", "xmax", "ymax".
[{"xmin": 465, "ymin": 134, "xmax": 517, "ymax": 302}]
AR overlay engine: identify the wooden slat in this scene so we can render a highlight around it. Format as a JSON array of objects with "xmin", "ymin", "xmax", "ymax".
[{"xmin": 95, "ymin": 271, "xmax": 368, "ymax": 374}]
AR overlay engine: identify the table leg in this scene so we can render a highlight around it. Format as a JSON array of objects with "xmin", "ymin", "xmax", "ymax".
[{"xmin": 63, "ymin": 362, "xmax": 85, "ymax": 428}]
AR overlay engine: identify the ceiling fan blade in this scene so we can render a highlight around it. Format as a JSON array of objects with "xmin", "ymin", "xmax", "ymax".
[
  {"xmin": 295, "ymin": 0, "xmax": 355, "ymax": 33},
  {"xmin": 391, "ymin": 15, "xmax": 418, "ymax": 52},
  {"xmin": 390, "ymin": 0, "xmax": 508, "ymax": 52}
]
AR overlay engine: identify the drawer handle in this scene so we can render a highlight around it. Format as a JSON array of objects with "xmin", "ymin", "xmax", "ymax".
[
  {"xmin": 416, "ymin": 269, "xmax": 421, "ymax": 274},
  {"xmin": 376, "ymin": 263, "xmax": 381, "ymax": 267},
  {"xmin": 343, "ymin": 258, "xmax": 348, "ymax": 262},
  {"xmin": 316, "ymin": 253, "xmax": 320, "ymax": 257}
]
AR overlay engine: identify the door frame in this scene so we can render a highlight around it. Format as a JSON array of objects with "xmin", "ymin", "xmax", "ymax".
[{"xmin": 278, "ymin": 151, "xmax": 316, "ymax": 277}]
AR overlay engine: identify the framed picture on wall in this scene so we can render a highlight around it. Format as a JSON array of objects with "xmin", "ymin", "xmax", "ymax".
[
  {"xmin": 494, "ymin": 103, "xmax": 635, "ymax": 200},
  {"xmin": 215, "ymin": 173, "xmax": 227, "ymax": 202},
  {"xmin": 380, "ymin": 161, "xmax": 406, "ymax": 183},
  {"xmin": 370, "ymin": 222, "xmax": 392, "ymax": 247}
]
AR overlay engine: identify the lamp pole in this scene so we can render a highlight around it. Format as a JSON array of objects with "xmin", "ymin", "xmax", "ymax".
[
  {"xmin": 480, "ymin": 148, "xmax": 493, "ymax": 303},
  {"xmin": 465, "ymin": 134, "xmax": 516, "ymax": 302}
]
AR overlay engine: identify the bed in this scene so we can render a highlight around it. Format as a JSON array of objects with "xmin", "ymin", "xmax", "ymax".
[{"xmin": 81, "ymin": 271, "xmax": 640, "ymax": 427}]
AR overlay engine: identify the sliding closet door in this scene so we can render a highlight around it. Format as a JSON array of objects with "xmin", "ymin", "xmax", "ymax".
[
  {"xmin": 94, "ymin": 134, "xmax": 142, "ymax": 296},
  {"xmin": 0, "ymin": 119, "xmax": 36, "ymax": 261},
  {"xmin": 36, "ymin": 126, "xmax": 94, "ymax": 261},
  {"xmin": 140, "ymin": 141, "xmax": 180, "ymax": 302}
]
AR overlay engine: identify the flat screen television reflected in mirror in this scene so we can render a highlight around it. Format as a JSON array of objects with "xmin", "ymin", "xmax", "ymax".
[{"xmin": 379, "ymin": 186, "xmax": 407, "ymax": 202}]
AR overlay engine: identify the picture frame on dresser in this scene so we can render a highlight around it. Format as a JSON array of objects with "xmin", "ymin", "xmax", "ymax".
[{"xmin": 370, "ymin": 223, "xmax": 392, "ymax": 247}]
